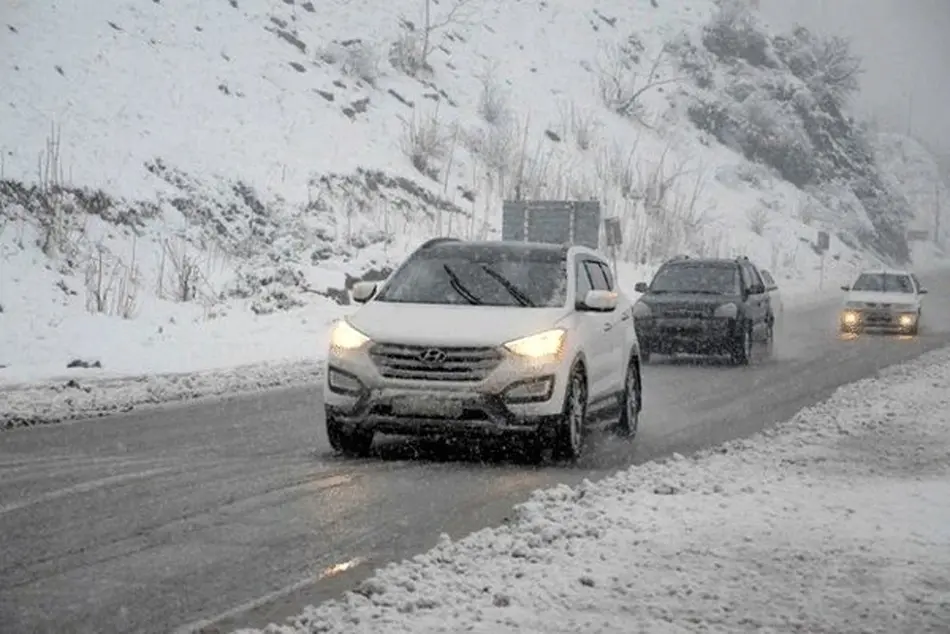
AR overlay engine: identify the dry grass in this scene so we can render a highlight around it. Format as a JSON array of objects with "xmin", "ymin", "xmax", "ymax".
[{"xmin": 400, "ymin": 106, "xmax": 451, "ymax": 178}]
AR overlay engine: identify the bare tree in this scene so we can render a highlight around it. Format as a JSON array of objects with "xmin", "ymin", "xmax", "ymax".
[
  {"xmin": 392, "ymin": 0, "xmax": 481, "ymax": 75},
  {"xmin": 598, "ymin": 44, "xmax": 685, "ymax": 126},
  {"xmin": 421, "ymin": 0, "xmax": 478, "ymax": 68}
]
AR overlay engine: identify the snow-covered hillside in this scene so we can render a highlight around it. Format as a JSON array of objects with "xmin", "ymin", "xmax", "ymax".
[{"xmin": 0, "ymin": 0, "xmax": 946, "ymax": 394}]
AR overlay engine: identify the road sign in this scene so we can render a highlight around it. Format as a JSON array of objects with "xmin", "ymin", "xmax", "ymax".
[
  {"xmin": 502, "ymin": 200, "xmax": 602, "ymax": 249},
  {"xmin": 603, "ymin": 217, "xmax": 622, "ymax": 247},
  {"xmin": 816, "ymin": 230, "xmax": 829, "ymax": 252}
]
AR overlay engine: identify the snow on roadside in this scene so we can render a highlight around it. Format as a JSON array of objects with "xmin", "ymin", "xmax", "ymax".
[
  {"xmin": 238, "ymin": 347, "xmax": 950, "ymax": 634},
  {"xmin": 0, "ymin": 358, "xmax": 323, "ymax": 428}
]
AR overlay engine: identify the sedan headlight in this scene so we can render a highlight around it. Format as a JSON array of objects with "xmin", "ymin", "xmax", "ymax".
[
  {"xmin": 713, "ymin": 302, "xmax": 738, "ymax": 318},
  {"xmin": 504, "ymin": 329, "xmax": 566, "ymax": 358},
  {"xmin": 329, "ymin": 320, "xmax": 371, "ymax": 353},
  {"xmin": 632, "ymin": 302, "xmax": 651, "ymax": 318}
]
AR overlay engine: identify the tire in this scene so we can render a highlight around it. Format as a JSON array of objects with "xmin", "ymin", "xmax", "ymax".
[
  {"xmin": 326, "ymin": 416, "xmax": 374, "ymax": 457},
  {"xmin": 730, "ymin": 322, "xmax": 752, "ymax": 366},
  {"xmin": 553, "ymin": 365, "xmax": 588, "ymax": 461},
  {"xmin": 616, "ymin": 359, "xmax": 641, "ymax": 439}
]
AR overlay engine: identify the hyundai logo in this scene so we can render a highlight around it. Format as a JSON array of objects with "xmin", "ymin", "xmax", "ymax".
[{"xmin": 419, "ymin": 348, "xmax": 447, "ymax": 365}]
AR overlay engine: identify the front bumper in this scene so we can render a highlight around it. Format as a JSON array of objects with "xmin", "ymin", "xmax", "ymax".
[
  {"xmin": 325, "ymin": 389, "xmax": 559, "ymax": 439},
  {"xmin": 635, "ymin": 317, "xmax": 737, "ymax": 354},
  {"xmin": 324, "ymin": 345, "xmax": 569, "ymax": 439},
  {"xmin": 840, "ymin": 308, "xmax": 918, "ymax": 332}
]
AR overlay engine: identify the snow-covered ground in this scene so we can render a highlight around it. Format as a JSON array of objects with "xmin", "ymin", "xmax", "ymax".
[
  {"xmin": 237, "ymin": 345, "xmax": 950, "ymax": 634},
  {"xmin": 2, "ymin": 0, "xmax": 949, "ymax": 424}
]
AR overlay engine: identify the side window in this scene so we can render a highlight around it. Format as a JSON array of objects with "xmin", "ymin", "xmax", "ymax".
[
  {"xmin": 595, "ymin": 261, "xmax": 615, "ymax": 291},
  {"xmin": 738, "ymin": 264, "xmax": 753, "ymax": 292},
  {"xmin": 744, "ymin": 264, "xmax": 764, "ymax": 292},
  {"xmin": 584, "ymin": 261, "xmax": 610, "ymax": 291},
  {"xmin": 575, "ymin": 259, "xmax": 593, "ymax": 299}
]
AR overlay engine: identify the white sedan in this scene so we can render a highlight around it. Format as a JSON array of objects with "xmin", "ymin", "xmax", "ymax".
[{"xmin": 839, "ymin": 269, "xmax": 927, "ymax": 335}]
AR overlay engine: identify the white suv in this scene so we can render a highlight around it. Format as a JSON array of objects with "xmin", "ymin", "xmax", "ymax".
[{"xmin": 323, "ymin": 238, "xmax": 643, "ymax": 461}]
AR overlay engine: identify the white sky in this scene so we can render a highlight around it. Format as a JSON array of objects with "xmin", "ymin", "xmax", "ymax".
[{"xmin": 758, "ymin": 0, "xmax": 950, "ymax": 157}]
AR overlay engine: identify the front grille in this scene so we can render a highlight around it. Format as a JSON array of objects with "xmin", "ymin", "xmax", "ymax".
[
  {"xmin": 662, "ymin": 307, "xmax": 707, "ymax": 319},
  {"xmin": 864, "ymin": 302, "xmax": 891, "ymax": 309},
  {"xmin": 369, "ymin": 343, "xmax": 503, "ymax": 381}
]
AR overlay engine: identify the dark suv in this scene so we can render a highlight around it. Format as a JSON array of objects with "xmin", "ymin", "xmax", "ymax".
[{"xmin": 632, "ymin": 256, "xmax": 773, "ymax": 365}]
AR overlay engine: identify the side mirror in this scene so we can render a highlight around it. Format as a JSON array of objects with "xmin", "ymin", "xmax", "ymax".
[
  {"xmin": 919, "ymin": 288, "xmax": 928, "ymax": 295},
  {"xmin": 634, "ymin": 282, "xmax": 648, "ymax": 293},
  {"xmin": 578, "ymin": 289, "xmax": 618, "ymax": 312},
  {"xmin": 351, "ymin": 281, "xmax": 378, "ymax": 304},
  {"xmin": 840, "ymin": 285, "xmax": 850, "ymax": 291}
]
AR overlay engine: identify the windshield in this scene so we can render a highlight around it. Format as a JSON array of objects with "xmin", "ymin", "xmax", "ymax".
[
  {"xmin": 649, "ymin": 264, "xmax": 740, "ymax": 295},
  {"xmin": 851, "ymin": 273, "xmax": 914, "ymax": 293},
  {"xmin": 375, "ymin": 249, "xmax": 567, "ymax": 307}
]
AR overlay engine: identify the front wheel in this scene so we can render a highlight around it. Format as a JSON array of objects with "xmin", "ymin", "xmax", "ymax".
[
  {"xmin": 326, "ymin": 416, "xmax": 374, "ymax": 457},
  {"xmin": 553, "ymin": 365, "xmax": 588, "ymax": 461},
  {"xmin": 616, "ymin": 360, "xmax": 641, "ymax": 439},
  {"xmin": 730, "ymin": 322, "xmax": 752, "ymax": 366}
]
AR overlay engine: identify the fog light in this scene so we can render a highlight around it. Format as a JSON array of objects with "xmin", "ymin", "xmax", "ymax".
[
  {"xmin": 504, "ymin": 376, "xmax": 554, "ymax": 403},
  {"xmin": 898, "ymin": 314, "xmax": 916, "ymax": 328},
  {"xmin": 841, "ymin": 311, "xmax": 859, "ymax": 326},
  {"xmin": 328, "ymin": 367, "xmax": 364, "ymax": 395}
]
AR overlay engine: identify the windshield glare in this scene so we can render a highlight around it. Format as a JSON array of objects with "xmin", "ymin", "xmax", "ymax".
[
  {"xmin": 650, "ymin": 265, "xmax": 740, "ymax": 295},
  {"xmin": 851, "ymin": 273, "xmax": 914, "ymax": 293},
  {"xmin": 375, "ymin": 251, "xmax": 567, "ymax": 307}
]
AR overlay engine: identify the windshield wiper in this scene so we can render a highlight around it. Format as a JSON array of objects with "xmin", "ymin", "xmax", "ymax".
[
  {"xmin": 479, "ymin": 265, "xmax": 534, "ymax": 306},
  {"xmin": 443, "ymin": 264, "xmax": 482, "ymax": 305}
]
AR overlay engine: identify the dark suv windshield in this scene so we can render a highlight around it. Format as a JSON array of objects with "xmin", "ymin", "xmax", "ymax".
[
  {"xmin": 375, "ymin": 247, "xmax": 567, "ymax": 307},
  {"xmin": 649, "ymin": 264, "xmax": 740, "ymax": 295},
  {"xmin": 851, "ymin": 273, "xmax": 914, "ymax": 293}
]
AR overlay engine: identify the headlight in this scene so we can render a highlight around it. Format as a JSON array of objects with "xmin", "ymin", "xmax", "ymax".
[
  {"xmin": 329, "ymin": 320, "xmax": 371, "ymax": 352},
  {"xmin": 504, "ymin": 329, "xmax": 566, "ymax": 358},
  {"xmin": 713, "ymin": 303, "xmax": 738, "ymax": 318},
  {"xmin": 632, "ymin": 302, "xmax": 651, "ymax": 318},
  {"xmin": 845, "ymin": 301, "xmax": 864, "ymax": 309},
  {"xmin": 841, "ymin": 310, "xmax": 859, "ymax": 325}
]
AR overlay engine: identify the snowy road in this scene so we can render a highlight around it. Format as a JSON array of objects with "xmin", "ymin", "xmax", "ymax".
[{"xmin": 2, "ymin": 274, "xmax": 950, "ymax": 634}]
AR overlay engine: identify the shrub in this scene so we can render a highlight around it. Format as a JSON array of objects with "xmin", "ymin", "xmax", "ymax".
[
  {"xmin": 702, "ymin": 0, "xmax": 775, "ymax": 68},
  {"xmin": 318, "ymin": 40, "xmax": 382, "ymax": 85},
  {"xmin": 400, "ymin": 109, "xmax": 449, "ymax": 178}
]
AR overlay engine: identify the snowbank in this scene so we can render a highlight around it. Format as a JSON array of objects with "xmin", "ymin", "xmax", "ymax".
[{"xmin": 236, "ymin": 346, "xmax": 950, "ymax": 634}]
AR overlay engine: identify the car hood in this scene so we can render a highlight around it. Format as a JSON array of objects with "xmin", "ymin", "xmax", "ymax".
[
  {"xmin": 845, "ymin": 291, "xmax": 919, "ymax": 306},
  {"xmin": 348, "ymin": 302, "xmax": 570, "ymax": 346}
]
